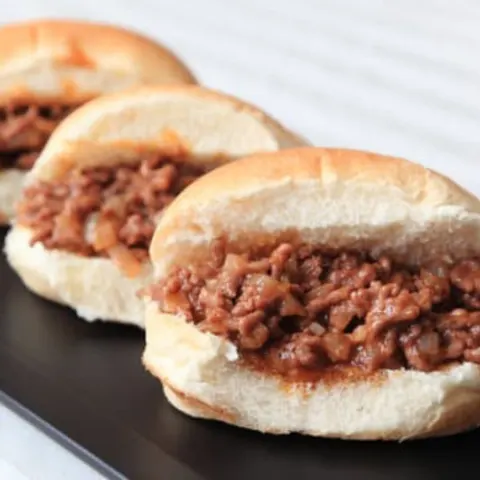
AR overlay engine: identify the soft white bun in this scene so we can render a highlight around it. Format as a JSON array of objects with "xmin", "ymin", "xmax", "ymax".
[
  {"xmin": 150, "ymin": 148, "xmax": 479, "ymax": 270},
  {"xmin": 144, "ymin": 307, "xmax": 480, "ymax": 440},
  {"xmin": 30, "ymin": 85, "xmax": 307, "ymax": 182},
  {"xmin": 5, "ymin": 87, "xmax": 307, "ymax": 326},
  {"xmin": 5, "ymin": 227, "xmax": 150, "ymax": 326},
  {"xmin": 144, "ymin": 147, "xmax": 480, "ymax": 439},
  {"xmin": 0, "ymin": 19, "xmax": 196, "ymax": 104},
  {"xmin": 0, "ymin": 169, "xmax": 26, "ymax": 223}
]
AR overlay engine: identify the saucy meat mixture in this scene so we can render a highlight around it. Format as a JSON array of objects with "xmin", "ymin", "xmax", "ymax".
[
  {"xmin": 17, "ymin": 152, "xmax": 207, "ymax": 276},
  {"xmin": 0, "ymin": 102, "xmax": 78, "ymax": 170},
  {"xmin": 149, "ymin": 239, "xmax": 480, "ymax": 376}
]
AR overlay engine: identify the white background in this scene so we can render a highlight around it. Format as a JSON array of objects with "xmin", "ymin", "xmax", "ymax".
[{"xmin": 1, "ymin": 1, "xmax": 479, "ymax": 478}]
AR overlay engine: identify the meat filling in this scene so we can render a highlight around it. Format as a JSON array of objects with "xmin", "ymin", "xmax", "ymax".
[
  {"xmin": 0, "ymin": 102, "xmax": 78, "ymax": 169},
  {"xmin": 149, "ymin": 240, "xmax": 480, "ymax": 375},
  {"xmin": 16, "ymin": 152, "xmax": 208, "ymax": 276}
]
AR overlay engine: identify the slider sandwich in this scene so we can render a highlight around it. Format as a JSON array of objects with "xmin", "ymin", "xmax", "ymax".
[
  {"xmin": 5, "ymin": 86, "xmax": 306, "ymax": 327},
  {"xmin": 143, "ymin": 147, "xmax": 480, "ymax": 440},
  {"xmin": 0, "ymin": 19, "xmax": 196, "ymax": 222}
]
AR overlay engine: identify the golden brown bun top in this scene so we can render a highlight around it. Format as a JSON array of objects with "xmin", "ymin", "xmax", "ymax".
[
  {"xmin": 29, "ymin": 85, "xmax": 307, "ymax": 181},
  {"xmin": 150, "ymin": 147, "xmax": 480, "ymax": 268},
  {"xmin": 0, "ymin": 19, "xmax": 196, "ymax": 103}
]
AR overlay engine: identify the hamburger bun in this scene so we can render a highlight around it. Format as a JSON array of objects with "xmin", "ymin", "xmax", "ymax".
[
  {"xmin": 0, "ymin": 19, "xmax": 196, "ymax": 103},
  {"xmin": 0, "ymin": 18, "xmax": 197, "ymax": 223},
  {"xmin": 143, "ymin": 147, "xmax": 480, "ymax": 440},
  {"xmin": 5, "ymin": 86, "xmax": 307, "ymax": 327}
]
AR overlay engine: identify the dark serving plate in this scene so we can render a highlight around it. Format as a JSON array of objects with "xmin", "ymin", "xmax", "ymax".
[{"xmin": 0, "ymin": 226, "xmax": 477, "ymax": 480}]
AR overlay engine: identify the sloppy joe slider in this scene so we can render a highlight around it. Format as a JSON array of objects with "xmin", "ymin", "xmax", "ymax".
[
  {"xmin": 143, "ymin": 147, "xmax": 480, "ymax": 440},
  {"xmin": 0, "ymin": 19, "xmax": 196, "ymax": 222},
  {"xmin": 5, "ymin": 86, "xmax": 306, "ymax": 327}
]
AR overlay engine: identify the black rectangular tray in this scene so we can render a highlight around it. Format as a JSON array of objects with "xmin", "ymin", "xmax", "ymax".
[{"xmin": 0, "ymin": 226, "xmax": 478, "ymax": 480}]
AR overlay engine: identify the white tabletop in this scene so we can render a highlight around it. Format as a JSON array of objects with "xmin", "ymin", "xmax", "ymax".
[
  {"xmin": 1, "ymin": 1, "xmax": 480, "ymax": 478},
  {"xmin": 0, "ymin": 403, "xmax": 105, "ymax": 479}
]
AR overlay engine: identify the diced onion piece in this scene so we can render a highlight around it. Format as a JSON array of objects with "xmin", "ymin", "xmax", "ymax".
[
  {"xmin": 280, "ymin": 293, "xmax": 306, "ymax": 317},
  {"xmin": 162, "ymin": 291, "xmax": 192, "ymax": 317},
  {"xmin": 321, "ymin": 332, "xmax": 352, "ymax": 362},
  {"xmin": 309, "ymin": 322, "xmax": 326, "ymax": 336},
  {"xmin": 107, "ymin": 244, "xmax": 142, "ymax": 278},
  {"xmin": 349, "ymin": 325, "xmax": 367, "ymax": 344},
  {"xmin": 93, "ymin": 216, "xmax": 118, "ymax": 251},
  {"xmin": 84, "ymin": 212, "xmax": 98, "ymax": 244}
]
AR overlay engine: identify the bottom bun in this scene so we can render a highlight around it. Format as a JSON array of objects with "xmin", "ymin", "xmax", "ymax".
[
  {"xmin": 4, "ymin": 226, "xmax": 150, "ymax": 327},
  {"xmin": 143, "ymin": 303, "xmax": 480, "ymax": 440},
  {"xmin": 0, "ymin": 169, "xmax": 26, "ymax": 224}
]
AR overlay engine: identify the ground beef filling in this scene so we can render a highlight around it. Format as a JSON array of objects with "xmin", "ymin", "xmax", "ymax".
[
  {"xmin": 16, "ymin": 153, "xmax": 207, "ymax": 276},
  {"xmin": 0, "ymin": 103, "xmax": 78, "ymax": 169},
  {"xmin": 149, "ymin": 241, "xmax": 480, "ymax": 375}
]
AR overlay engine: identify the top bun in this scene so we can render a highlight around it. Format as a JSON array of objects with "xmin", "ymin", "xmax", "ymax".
[
  {"xmin": 150, "ymin": 147, "xmax": 480, "ymax": 271},
  {"xmin": 29, "ymin": 85, "xmax": 307, "ymax": 181},
  {"xmin": 0, "ymin": 19, "xmax": 196, "ymax": 103}
]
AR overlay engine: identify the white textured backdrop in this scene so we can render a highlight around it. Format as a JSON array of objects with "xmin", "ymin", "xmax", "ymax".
[
  {"xmin": 0, "ymin": 1, "xmax": 479, "ymax": 478},
  {"xmin": 1, "ymin": 0, "xmax": 480, "ymax": 193}
]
